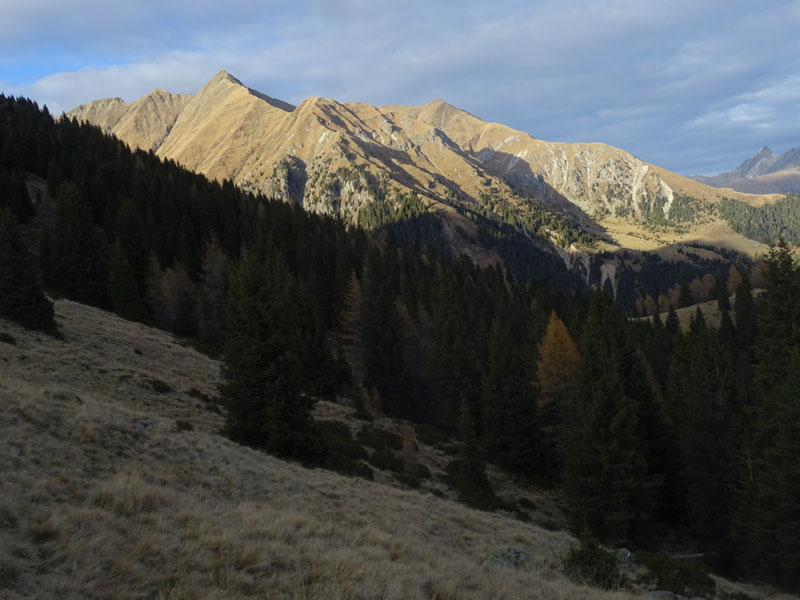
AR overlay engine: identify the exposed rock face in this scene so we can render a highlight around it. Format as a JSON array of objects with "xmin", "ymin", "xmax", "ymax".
[
  {"xmin": 67, "ymin": 71, "xmax": 770, "ymax": 248},
  {"xmin": 693, "ymin": 146, "xmax": 800, "ymax": 194}
]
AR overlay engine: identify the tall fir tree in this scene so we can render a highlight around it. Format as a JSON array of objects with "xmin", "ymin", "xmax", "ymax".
[
  {"xmin": 108, "ymin": 239, "xmax": 147, "ymax": 322},
  {"xmin": 562, "ymin": 291, "xmax": 656, "ymax": 544},
  {"xmin": 360, "ymin": 245, "xmax": 410, "ymax": 418},
  {"xmin": 733, "ymin": 240, "xmax": 800, "ymax": 588},
  {"xmin": 667, "ymin": 312, "xmax": 740, "ymax": 564},
  {"xmin": 220, "ymin": 244, "xmax": 320, "ymax": 461},
  {"xmin": 536, "ymin": 310, "xmax": 580, "ymax": 474},
  {"xmin": 0, "ymin": 208, "xmax": 56, "ymax": 333},
  {"xmin": 482, "ymin": 313, "xmax": 541, "ymax": 472},
  {"xmin": 0, "ymin": 169, "xmax": 34, "ymax": 224},
  {"xmin": 426, "ymin": 269, "xmax": 478, "ymax": 430},
  {"xmin": 43, "ymin": 182, "xmax": 109, "ymax": 307}
]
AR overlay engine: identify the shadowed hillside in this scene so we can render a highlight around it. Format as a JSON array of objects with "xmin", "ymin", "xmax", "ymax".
[{"xmin": 0, "ymin": 299, "xmax": 631, "ymax": 599}]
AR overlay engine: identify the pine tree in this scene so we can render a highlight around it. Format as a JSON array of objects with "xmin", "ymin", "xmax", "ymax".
[
  {"xmin": 0, "ymin": 208, "xmax": 56, "ymax": 333},
  {"xmin": 0, "ymin": 170, "xmax": 34, "ymax": 224},
  {"xmin": 733, "ymin": 277, "xmax": 756, "ymax": 353},
  {"xmin": 426, "ymin": 270, "xmax": 476, "ymax": 430},
  {"xmin": 665, "ymin": 305, "xmax": 680, "ymax": 337},
  {"xmin": 220, "ymin": 245, "xmax": 319, "ymax": 461},
  {"xmin": 562, "ymin": 291, "xmax": 656, "ymax": 544},
  {"xmin": 667, "ymin": 313, "xmax": 739, "ymax": 562},
  {"xmin": 453, "ymin": 397, "xmax": 495, "ymax": 508},
  {"xmin": 337, "ymin": 271, "xmax": 366, "ymax": 393},
  {"xmin": 716, "ymin": 277, "xmax": 731, "ymax": 311},
  {"xmin": 536, "ymin": 310, "xmax": 580, "ymax": 473},
  {"xmin": 677, "ymin": 279, "xmax": 693, "ymax": 308},
  {"xmin": 108, "ymin": 239, "xmax": 147, "ymax": 322},
  {"xmin": 360, "ymin": 245, "xmax": 410, "ymax": 418},
  {"xmin": 194, "ymin": 235, "xmax": 231, "ymax": 346},
  {"xmin": 44, "ymin": 182, "xmax": 109, "ymax": 307},
  {"xmin": 482, "ymin": 314, "xmax": 540, "ymax": 472},
  {"xmin": 733, "ymin": 240, "xmax": 800, "ymax": 588}
]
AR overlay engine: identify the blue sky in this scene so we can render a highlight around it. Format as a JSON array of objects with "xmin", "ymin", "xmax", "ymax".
[{"xmin": 2, "ymin": 0, "xmax": 798, "ymax": 175}]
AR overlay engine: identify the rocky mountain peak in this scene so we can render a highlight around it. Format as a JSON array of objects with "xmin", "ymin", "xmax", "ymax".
[{"xmin": 67, "ymin": 70, "xmax": 770, "ymax": 253}]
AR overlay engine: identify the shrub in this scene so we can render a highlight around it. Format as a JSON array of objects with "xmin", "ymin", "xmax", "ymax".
[
  {"xmin": 150, "ymin": 378, "xmax": 172, "ymax": 394},
  {"xmin": 369, "ymin": 447, "xmax": 404, "ymax": 472},
  {"xmin": 315, "ymin": 420, "xmax": 373, "ymax": 480},
  {"xmin": 443, "ymin": 459, "xmax": 508, "ymax": 511},
  {"xmin": 356, "ymin": 426, "xmax": 402, "ymax": 451},
  {"xmin": 186, "ymin": 387, "xmax": 212, "ymax": 402},
  {"xmin": 315, "ymin": 420, "xmax": 368, "ymax": 461},
  {"xmin": 408, "ymin": 463, "xmax": 432, "ymax": 480},
  {"xmin": 636, "ymin": 552, "xmax": 715, "ymax": 597},
  {"xmin": 394, "ymin": 472, "xmax": 422, "ymax": 488},
  {"xmin": 175, "ymin": 419, "xmax": 193, "ymax": 432},
  {"xmin": 414, "ymin": 423, "xmax": 450, "ymax": 447},
  {"xmin": 560, "ymin": 535, "xmax": 625, "ymax": 590}
]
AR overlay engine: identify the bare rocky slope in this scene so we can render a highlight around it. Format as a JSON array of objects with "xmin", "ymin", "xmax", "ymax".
[{"xmin": 67, "ymin": 71, "xmax": 776, "ymax": 254}]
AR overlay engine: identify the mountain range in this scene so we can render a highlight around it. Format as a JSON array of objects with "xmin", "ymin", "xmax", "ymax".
[
  {"xmin": 693, "ymin": 146, "xmax": 800, "ymax": 194},
  {"xmin": 67, "ymin": 71, "xmax": 775, "ymax": 258}
]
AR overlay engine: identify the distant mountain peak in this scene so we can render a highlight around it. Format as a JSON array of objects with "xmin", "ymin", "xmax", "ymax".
[{"xmin": 692, "ymin": 145, "xmax": 800, "ymax": 193}]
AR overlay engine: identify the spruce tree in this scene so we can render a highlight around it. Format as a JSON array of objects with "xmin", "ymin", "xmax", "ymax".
[
  {"xmin": 0, "ymin": 170, "xmax": 34, "ymax": 224},
  {"xmin": 194, "ymin": 235, "xmax": 231, "ymax": 346},
  {"xmin": 220, "ymin": 244, "xmax": 319, "ymax": 461},
  {"xmin": 108, "ymin": 240, "xmax": 147, "ymax": 322},
  {"xmin": 426, "ymin": 272, "xmax": 468, "ymax": 429},
  {"xmin": 536, "ymin": 310, "xmax": 580, "ymax": 474},
  {"xmin": 482, "ymin": 314, "xmax": 540, "ymax": 472},
  {"xmin": 733, "ymin": 241, "xmax": 800, "ymax": 588},
  {"xmin": 562, "ymin": 291, "xmax": 656, "ymax": 544},
  {"xmin": 0, "ymin": 208, "xmax": 56, "ymax": 333},
  {"xmin": 667, "ymin": 314, "xmax": 739, "ymax": 562},
  {"xmin": 360, "ymin": 245, "xmax": 410, "ymax": 418},
  {"xmin": 454, "ymin": 397, "xmax": 494, "ymax": 508},
  {"xmin": 44, "ymin": 182, "xmax": 109, "ymax": 307}
]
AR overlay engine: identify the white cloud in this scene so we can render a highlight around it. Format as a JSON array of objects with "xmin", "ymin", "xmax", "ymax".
[{"xmin": 10, "ymin": 53, "xmax": 220, "ymax": 114}]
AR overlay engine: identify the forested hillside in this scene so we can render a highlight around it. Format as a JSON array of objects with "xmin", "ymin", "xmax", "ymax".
[
  {"xmin": 2, "ymin": 94, "xmax": 799, "ymax": 593},
  {"xmin": 719, "ymin": 195, "xmax": 800, "ymax": 245}
]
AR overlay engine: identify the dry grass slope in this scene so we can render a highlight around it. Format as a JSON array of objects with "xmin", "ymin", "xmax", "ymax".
[{"xmin": 0, "ymin": 300, "xmax": 645, "ymax": 600}]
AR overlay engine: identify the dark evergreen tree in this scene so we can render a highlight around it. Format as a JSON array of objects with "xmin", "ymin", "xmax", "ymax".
[
  {"xmin": 733, "ymin": 277, "xmax": 756, "ymax": 353},
  {"xmin": 0, "ymin": 169, "xmax": 34, "ymax": 223},
  {"xmin": 562, "ymin": 291, "xmax": 656, "ymax": 544},
  {"xmin": 733, "ymin": 241, "xmax": 800, "ymax": 588},
  {"xmin": 426, "ymin": 271, "xmax": 471, "ymax": 429},
  {"xmin": 453, "ymin": 397, "xmax": 495, "ymax": 508},
  {"xmin": 43, "ymin": 182, "xmax": 109, "ymax": 307},
  {"xmin": 482, "ymin": 313, "xmax": 541, "ymax": 472},
  {"xmin": 0, "ymin": 208, "xmax": 56, "ymax": 332},
  {"xmin": 677, "ymin": 279, "xmax": 693, "ymax": 308},
  {"xmin": 360, "ymin": 245, "xmax": 410, "ymax": 418},
  {"xmin": 667, "ymin": 313, "xmax": 739, "ymax": 564},
  {"xmin": 716, "ymin": 277, "xmax": 731, "ymax": 311},
  {"xmin": 220, "ymin": 244, "xmax": 320, "ymax": 461},
  {"xmin": 665, "ymin": 305, "xmax": 680, "ymax": 337},
  {"xmin": 194, "ymin": 235, "xmax": 231, "ymax": 346},
  {"xmin": 108, "ymin": 240, "xmax": 147, "ymax": 322}
]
